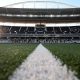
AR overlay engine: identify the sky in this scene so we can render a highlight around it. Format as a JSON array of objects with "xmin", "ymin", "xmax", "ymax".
[{"xmin": 0, "ymin": 0, "xmax": 80, "ymax": 8}]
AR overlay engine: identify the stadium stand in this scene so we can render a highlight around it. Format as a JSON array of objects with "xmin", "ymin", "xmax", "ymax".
[
  {"xmin": 0, "ymin": 25, "xmax": 80, "ymax": 43},
  {"xmin": 0, "ymin": 7, "xmax": 80, "ymax": 43}
]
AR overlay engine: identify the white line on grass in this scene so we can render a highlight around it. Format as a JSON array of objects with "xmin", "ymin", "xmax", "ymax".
[{"xmin": 9, "ymin": 44, "xmax": 79, "ymax": 80}]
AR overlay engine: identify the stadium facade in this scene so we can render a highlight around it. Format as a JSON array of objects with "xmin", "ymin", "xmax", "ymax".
[{"xmin": 0, "ymin": 7, "xmax": 80, "ymax": 43}]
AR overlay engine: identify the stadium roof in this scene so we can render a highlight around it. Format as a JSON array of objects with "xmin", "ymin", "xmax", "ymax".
[
  {"xmin": 0, "ymin": 0, "xmax": 80, "ymax": 25},
  {"xmin": 0, "ymin": 7, "xmax": 80, "ymax": 15},
  {"xmin": 0, "ymin": 7, "xmax": 80, "ymax": 23}
]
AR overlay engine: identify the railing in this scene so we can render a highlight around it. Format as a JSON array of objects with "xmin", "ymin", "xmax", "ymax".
[{"xmin": 0, "ymin": 33, "xmax": 80, "ymax": 37}]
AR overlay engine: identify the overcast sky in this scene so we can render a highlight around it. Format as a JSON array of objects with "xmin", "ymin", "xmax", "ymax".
[{"xmin": 0, "ymin": 0, "xmax": 80, "ymax": 8}]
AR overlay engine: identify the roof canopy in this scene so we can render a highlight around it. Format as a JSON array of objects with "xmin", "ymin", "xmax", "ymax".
[{"xmin": 0, "ymin": 7, "xmax": 80, "ymax": 23}]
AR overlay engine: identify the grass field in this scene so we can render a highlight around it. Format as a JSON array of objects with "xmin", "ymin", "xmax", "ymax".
[
  {"xmin": 0, "ymin": 43, "xmax": 80, "ymax": 80},
  {"xmin": 0, "ymin": 44, "xmax": 37, "ymax": 80},
  {"xmin": 44, "ymin": 43, "xmax": 80, "ymax": 79}
]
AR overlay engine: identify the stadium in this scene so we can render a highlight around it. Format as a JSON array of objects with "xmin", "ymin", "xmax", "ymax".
[
  {"xmin": 0, "ymin": 0, "xmax": 80, "ymax": 80},
  {"xmin": 0, "ymin": 1, "xmax": 80, "ymax": 43}
]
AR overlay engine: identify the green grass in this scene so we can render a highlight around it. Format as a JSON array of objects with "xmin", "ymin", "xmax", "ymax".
[
  {"xmin": 0, "ymin": 43, "xmax": 37, "ymax": 80},
  {"xmin": 44, "ymin": 43, "xmax": 80, "ymax": 79}
]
